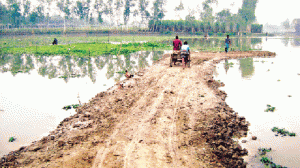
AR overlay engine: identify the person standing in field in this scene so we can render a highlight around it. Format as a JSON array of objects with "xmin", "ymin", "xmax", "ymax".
[
  {"xmin": 181, "ymin": 41, "xmax": 190, "ymax": 69},
  {"xmin": 52, "ymin": 38, "xmax": 58, "ymax": 45},
  {"xmin": 173, "ymin": 35, "xmax": 182, "ymax": 65},
  {"xmin": 225, "ymin": 35, "xmax": 231, "ymax": 53}
]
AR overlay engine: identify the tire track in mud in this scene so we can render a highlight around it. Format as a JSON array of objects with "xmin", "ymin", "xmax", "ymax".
[
  {"xmin": 123, "ymin": 89, "xmax": 168, "ymax": 168},
  {"xmin": 93, "ymin": 58, "xmax": 211, "ymax": 168},
  {"xmin": 122, "ymin": 69, "xmax": 182, "ymax": 168},
  {"xmin": 92, "ymin": 69, "xmax": 169, "ymax": 168}
]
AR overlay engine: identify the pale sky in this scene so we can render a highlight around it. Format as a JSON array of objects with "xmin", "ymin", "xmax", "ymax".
[
  {"xmin": 1, "ymin": 0, "xmax": 300, "ymax": 25},
  {"xmin": 164, "ymin": 0, "xmax": 300, "ymax": 25}
]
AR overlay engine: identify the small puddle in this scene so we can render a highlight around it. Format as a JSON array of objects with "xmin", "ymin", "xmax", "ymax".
[
  {"xmin": 214, "ymin": 38, "xmax": 300, "ymax": 167},
  {"xmin": 0, "ymin": 50, "xmax": 166, "ymax": 157}
]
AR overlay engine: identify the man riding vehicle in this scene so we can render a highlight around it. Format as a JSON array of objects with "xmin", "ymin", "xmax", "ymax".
[
  {"xmin": 181, "ymin": 41, "xmax": 190, "ymax": 69},
  {"xmin": 172, "ymin": 35, "xmax": 182, "ymax": 65}
]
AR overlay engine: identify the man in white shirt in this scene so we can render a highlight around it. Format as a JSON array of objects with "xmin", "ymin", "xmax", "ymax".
[{"xmin": 181, "ymin": 41, "xmax": 190, "ymax": 69}]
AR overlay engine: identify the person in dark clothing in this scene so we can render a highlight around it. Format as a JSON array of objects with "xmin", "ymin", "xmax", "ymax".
[
  {"xmin": 52, "ymin": 38, "xmax": 58, "ymax": 45},
  {"xmin": 225, "ymin": 35, "xmax": 231, "ymax": 53}
]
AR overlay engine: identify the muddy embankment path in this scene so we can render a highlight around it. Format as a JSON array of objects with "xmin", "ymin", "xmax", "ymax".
[{"xmin": 1, "ymin": 51, "xmax": 275, "ymax": 168}]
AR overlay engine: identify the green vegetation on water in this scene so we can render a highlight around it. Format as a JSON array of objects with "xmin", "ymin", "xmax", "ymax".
[
  {"xmin": 63, "ymin": 104, "xmax": 80, "ymax": 110},
  {"xmin": 272, "ymin": 127, "xmax": 296, "ymax": 137},
  {"xmin": 1, "ymin": 42, "xmax": 170, "ymax": 57},
  {"xmin": 0, "ymin": 35, "xmax": 176, "ymax": 49},
  {"xmin": 265, "ymin": 104, "xmax": 276, "ymax": 112},
  {"xmin": 258, "ymin": 148, "xmax": 287, "ymax": 168},
  {"xmin": 9, "ymin": 137, "xmax": 15, "ymax": 142}
]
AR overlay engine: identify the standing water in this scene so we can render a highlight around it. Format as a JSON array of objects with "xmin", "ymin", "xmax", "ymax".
[
  {"xmin": 0, "ymin": 50, "xmax": 165, "ymax": 157},
  {"xmin": 214, "ymin": 37, "xmax": 300, "ymax": 167}
]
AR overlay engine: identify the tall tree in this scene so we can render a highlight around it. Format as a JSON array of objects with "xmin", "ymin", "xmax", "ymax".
[
  {"xmin": 151, "ymin": 0, "xmax": 166, "ymax": 32},
  {"xmin": 216, "ymin": 9, "xmax": 231, "ymax": 23},
  {"xmin": 174, "ymin": 0, "xmax": 184, "ymax": 20},
  {"xmin": 94, "ymin": 0, "xmax": 104, "ymax": 24},
  {"xmin": 185, "ymin": 7, "xmax": 196, "ymax": 21},
  {"xmin": 124, "ymin": 0, "xmax": 136, "ymax": 25},
  {"xmin": 115, "ymin": 0, "xmax": 124, "ymax": 26},
  {"xmin": 57, "ymin": 0, "xmax": 71, "ymax": 31},
  {"xmin": 0, "ymin": 2, "xmax": 9, "ymax": 24},
  {"xmin": 238, "ymin": 0, "xmax": 258, "ymax": 31},
  {"xmin": 138, "ymin": 0, "xmax": 150, "ymax": 26},
  {"xmin": 7, "ymin": 0, "xmax": 22, "ymax": 27},
  {"xmin": 104, "ymin": 0, "xmax": 114, "ymax": 25},
  {"xmin": 152, "ymin": 0, "xmax": 166, "ymax": 21},
  {"xmin": 200, "ymin": 0, "xmax": 217, "ymax": 24},
  {"xmin": 73, "ymin": 0, "xmax": 89, "ymax": 21},
  {"xmin": 45, "ymin": 0, "xmax": 52, "ymax": 26},
  {"xmin": 23, "ymin": 0, "xmax": 30, "ymax": 24}
]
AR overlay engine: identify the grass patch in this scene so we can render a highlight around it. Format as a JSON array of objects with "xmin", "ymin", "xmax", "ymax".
[
  {"xmin": 272, "ymin": 127, "xmax": 296, "ymax": 137},
  {"xmin": 1, "ymin": 42, "xmax": 170, "ymax": 57}
]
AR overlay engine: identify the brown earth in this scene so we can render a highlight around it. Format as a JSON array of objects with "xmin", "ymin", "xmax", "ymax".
[{"xmin": 0, "ymin": 51, "xmax": 275, "ymax": 168}]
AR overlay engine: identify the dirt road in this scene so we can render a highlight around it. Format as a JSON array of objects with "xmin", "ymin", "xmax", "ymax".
[{"xmin": 0, "ymin": 51, "xmax": 275, "ymax": 168}]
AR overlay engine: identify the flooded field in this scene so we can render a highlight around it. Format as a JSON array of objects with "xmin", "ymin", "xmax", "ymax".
[
  {"xmin": 0, "ymin": 50, "xmax": 164, "ymax": 157},
  {"xmin": 1, "ymin": 36, "xmax": 297, "ymax": 165},
  {"xmin": 214, "ymin": 37, "xmax": 300, "ymax": 167}
]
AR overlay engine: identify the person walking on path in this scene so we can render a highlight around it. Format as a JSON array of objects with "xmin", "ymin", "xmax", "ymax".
[
  {"xmin": 181, "ymin": 41, "xmax": 190, "ymax": 69},
  {"xmin": 225, "ymin": 35, "xmax": 231, "ymax": 53},
  {"xmin": 173, "ymin": 35, "xmax": 182, "ymax": 65}
]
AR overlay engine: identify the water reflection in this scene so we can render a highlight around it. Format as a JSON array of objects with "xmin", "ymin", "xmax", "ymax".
[
  {"xmin": 0, "ymin": 50, "xmax": 165, "ymax": 157},
  {"xmin": 292, "ymin": 39, "xmax": 300, "ymax": 47},
  {"xmin": 281, "ymin": 38, "xmax": 289, "ymax": 47},
  {"xmin": 214, "ymin": 38, "xmax": 300, "ymax": 167},
  {"xmin": 239, "ymin": 57, "xmax": 254, "ymax": 79},
  {"xmin": 0, "ymin": 51, "xmax": 163, "ymax": 83},
  {"xmin": 224, "ymin": 59, "xmax": 230, "ymax": 74}
]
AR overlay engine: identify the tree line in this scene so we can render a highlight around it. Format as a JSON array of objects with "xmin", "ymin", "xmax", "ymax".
[
  {"xmin": 0, "ymin": 0, "xmax": 166, "ymax": 28},
  {"xmin": 0, "ymin": 0, "xmax": 262, "ymax": 33},
  {"xmin": 149, "ymin": 0, "xmax": 262, "ymax": 33}
]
